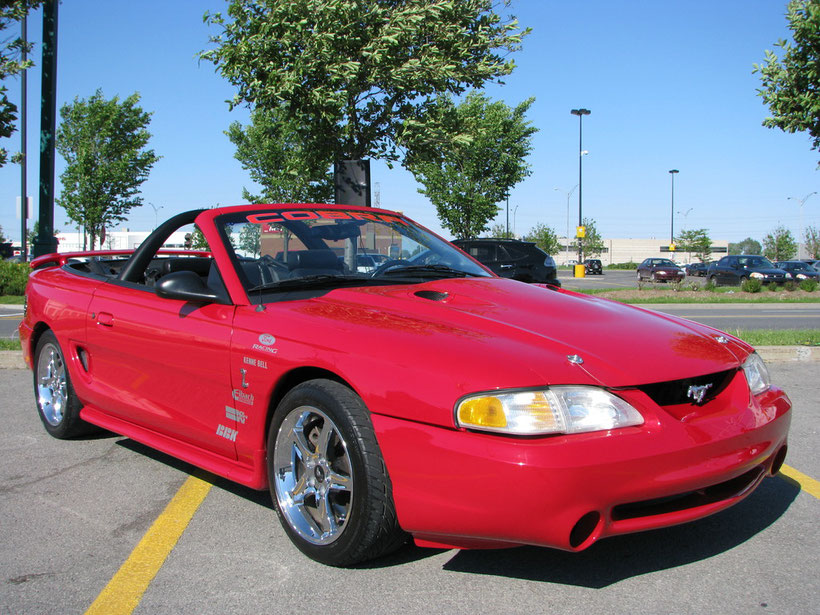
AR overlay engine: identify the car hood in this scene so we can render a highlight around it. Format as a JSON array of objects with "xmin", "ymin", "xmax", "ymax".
[{"xmin": 299, "ymin": 278, "xmax": 749, "ymax": 389}]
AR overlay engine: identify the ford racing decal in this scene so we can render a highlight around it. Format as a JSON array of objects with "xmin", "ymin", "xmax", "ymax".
[{"xmin": 246, "ymin": 210, "xmax": 408, "ymax": 226}]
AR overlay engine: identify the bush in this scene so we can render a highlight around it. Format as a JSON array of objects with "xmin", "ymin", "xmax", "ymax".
[
  {"xmin": 767, "ymin": 281, "xmax": 780, "ymax": 292},
  {"xmin": 0, "ymin": 261, "xmax": 30, "ymax": 295},
  {"xmin": 782, "ymin": 281, "xmax": 797, "ymax": 292},
  {"xmin": 741, "ymin": 278, "xmax": 762, "ymax": 293},
  {"xmin": 704, "ymin": 280, "xmax": 717, "ymax": 292},
  {"xmin": 799, "ymin": 278, "xmax": 818, "ymax": 292},
  {"xmin": 606, "ymin": 261, "xmax": 638, "ymax": 270},
  {"xmin": 688, "ymin": 282, "xmax": 701, "ymax": 292}
]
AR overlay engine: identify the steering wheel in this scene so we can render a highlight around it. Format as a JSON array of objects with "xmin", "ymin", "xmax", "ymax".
[{"xmin": 369, "ymin": 259, "xmax": 408, "ymax": 277}]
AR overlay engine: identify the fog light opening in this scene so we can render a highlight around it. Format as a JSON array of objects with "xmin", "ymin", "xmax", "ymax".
[
  {"xmin": 770, "ymin": 445, "xmax": 788, "ymax": 476},
  {"xmin": 569, "ymin": 511, "xmax": 601, "ymax": 549}
]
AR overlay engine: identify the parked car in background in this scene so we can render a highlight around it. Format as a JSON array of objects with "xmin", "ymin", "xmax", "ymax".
[
  {"xmin": 452, "ymin": 238, "xmax": 561, "ymax": 286},
  {"xmin": 774, "ymin": 260, "xmax": 820, "ymax": 281},
  {"xmin": 799, "ymin": 258, "xmax": 819, "ymax": 269},
  {"xmin": 20, "ymin": 203, "xmax": 792, "ymax": 566},
  {"xmin": 636, "ymin": 258, "xmax": 685, "ymax": 283},
  {"xmin": 707, "ymin": 255, "xmax": 790, "ymax": 286},
  {"xmin": 685, "ymin": 262, "xmax": 709, "ymax": 277},
  {"xmin": 584, "ymin": 258, "xmax": 603, "ymax": 275}
]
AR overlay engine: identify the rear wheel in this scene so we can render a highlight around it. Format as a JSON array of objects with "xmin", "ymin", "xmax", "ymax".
[
  {"xmin": 268, "ymin": 379, "xmax": 406, "ymax": 566},
  {"xmin": 33, "ymin": 330, "xmax": 93, "ymax": 438}
]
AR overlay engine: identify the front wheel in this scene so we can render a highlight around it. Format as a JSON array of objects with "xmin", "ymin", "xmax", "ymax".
[
  {"xmin": 33, "ymin": 330, "xmax": 93, "ymax": 438},
  {"xmin": 268, "ymin": 379, "xmax": 406, "ymax": 566}
]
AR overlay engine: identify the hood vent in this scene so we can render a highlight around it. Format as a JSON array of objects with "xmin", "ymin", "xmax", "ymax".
[{"xmin": 414, "ymin": 290, "xmax": 449, "ymax": 302}]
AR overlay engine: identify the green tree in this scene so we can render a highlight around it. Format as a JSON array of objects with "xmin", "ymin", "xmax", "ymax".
[
  {"xmin": 803, "ymin": 225, "xmax": 820, "ymax": 258},
  {"xmin": 762, "ymin": 225, "xmax": 798, "ymax": 260},
  {"xmin": 524, "ymin": 222, "xmax": 560, "ymax": 256},
  {"xmin": 238, "ymin": 222, "xmax": 261, "ymax": 257},
  {"xmin": 56, "ymin": 90, "xmax": 159, "ymax": 250},
  {"xmin": 226, "ymin": 107, "xmax": 333, "ymax": 203},
  {"xmin": 201, "ymin": 0, "xmax": 528, "ymax": 166},
  {"xmin": 578, "ymin": 218, "xmax": 604, "ymax": 259},
  {"xmin": 0, "ymin": 1, "xmax": 43, "ymax": 167},
  {"xmin": 487, "ymin": 223, "xmax": 513, "ymax": 239},
  {"xmin": 675, "ymin": 228, "xmax": 713, "ymax": 262},
  {"xmin": 405, "ymin": 93, "xmax": 536, "ymax": 239},
  {"xmin": 755, "ymin": 0, "xmax": 820, "ymax": 164},
  {"xmin": 729, "ymin": 237, "xmax": 762, "ymax": 255}
]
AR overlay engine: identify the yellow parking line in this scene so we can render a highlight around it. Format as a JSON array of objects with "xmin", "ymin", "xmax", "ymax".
[
  {"xmin": 780, "ymin": 464, "xmax": 820, "ymax": 500},
  {"xmin": 84, "ymin": 475, "xmax": 212, "ymax": 615}
]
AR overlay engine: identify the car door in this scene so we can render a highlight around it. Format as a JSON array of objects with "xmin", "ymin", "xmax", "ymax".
[{"xmin": 83, "ymin": 280, "xmax": 237, "ymax": 458}]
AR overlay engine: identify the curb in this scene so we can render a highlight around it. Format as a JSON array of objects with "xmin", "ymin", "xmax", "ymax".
[
  {"xmin": 755, "ymin": 345, "xmax": 819, "ymax": 363},
  {"xmin": 0, "ymin": 351, "xmax": 26, "ymax": 370},
  {"xmin": 1, "ymin": 346, "xmax": 817, "ymax": 370}
]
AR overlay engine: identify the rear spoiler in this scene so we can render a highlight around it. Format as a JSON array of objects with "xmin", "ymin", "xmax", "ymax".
[{"xmin": 30, "ymin": 249, "xmax": 211, "ymax": 271}]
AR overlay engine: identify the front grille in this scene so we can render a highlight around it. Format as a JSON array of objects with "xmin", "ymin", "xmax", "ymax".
[
  {"xmin": 611, "ymin": 466, "xmax": 764, "ymax": 521},
  {"xmin": 636, "ymin": 368, "xmax": 736, "ymax": 407}
]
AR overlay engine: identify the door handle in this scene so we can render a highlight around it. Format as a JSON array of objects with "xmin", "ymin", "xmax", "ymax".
[{"xmin": 96, "ymin": 312, "xmax": 114, "ymax": 327}]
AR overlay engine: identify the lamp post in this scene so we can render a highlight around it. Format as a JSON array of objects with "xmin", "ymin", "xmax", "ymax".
[
  {"xmin": 148, "ymin": 202, "xmax": 163, "ymax": 229},
  {"xmin": 788, "ymin": 192, "xmax": 817, "ymax": 259},
  {"xmin": 668, "ymin": 169, "xmax": 679, "ymax": 246},
  {"xmin": 570, "ymin": 109, "xmax": 590, "ymax": 271},
  {"xmin": 555, "ymin": 185, "xmax": 578, "ymax": 266}
]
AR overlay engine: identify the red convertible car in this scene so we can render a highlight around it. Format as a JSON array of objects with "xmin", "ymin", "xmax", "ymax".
[{"xmin": 20, "ymin": 204, "xmax": 791, "ymax": 566}]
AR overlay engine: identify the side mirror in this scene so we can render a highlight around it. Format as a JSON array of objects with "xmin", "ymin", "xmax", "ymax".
[{"xmin": 156, "ymin": 271, "xmax": 219, "ymax": 303}]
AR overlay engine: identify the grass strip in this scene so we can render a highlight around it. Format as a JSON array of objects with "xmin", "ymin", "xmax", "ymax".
[{"xmin": 728, "ymin": 329, "xmax": 820, "ymax": 347}]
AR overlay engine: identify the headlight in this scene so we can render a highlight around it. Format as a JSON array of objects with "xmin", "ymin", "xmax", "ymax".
[
  {"xmin": 455, "ymin": 387, "xmax": 644, "ymax": 436},
  {"xmin": 743, "ymin": 353, "xmax": 771, "ymax": 396},
  {"xmin": 785, "ymin": 272, "xmax": 793, "ymax": 279},
  {"xmin": 796, "ymin": 273, "xmax": 806, "ymax": 279},
  {"xmin": 750, "ymin": 272, "xmax": 764, "ymax": 279}
]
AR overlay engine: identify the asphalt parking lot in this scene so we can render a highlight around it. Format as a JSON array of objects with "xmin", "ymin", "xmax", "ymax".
[{"xmin": 1, "ymin": 362, "xmax": 818, "ymax": 615}]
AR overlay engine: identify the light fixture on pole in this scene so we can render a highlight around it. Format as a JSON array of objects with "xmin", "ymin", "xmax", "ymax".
[
  {"xmin": 668, "ymin": 169, "xmax": 679, "ymax": 247},
  {"xmin": 788, "ymin": 191, "xmax": 817, "ymax": 259},
  {"xmin": 570, "ymin": 108, "xmax": 590, "ymax": 273}
]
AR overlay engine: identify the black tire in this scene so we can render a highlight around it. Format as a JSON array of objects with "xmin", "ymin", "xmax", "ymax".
[
  {"xmin": 33, "ymin": 330, "xmax": 93, "ymax": 438},
  {"xmin": 267, "ymin": 379, "xmax": 406, "ymax": 566},
  {"xmin": 709, "ymin": 275, "xmax": 719, "ymax": 286}
]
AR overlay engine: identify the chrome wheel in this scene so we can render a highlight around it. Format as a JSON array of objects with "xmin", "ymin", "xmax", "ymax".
[
  {"xmin": 36, "ymin": 341, "xmax": 68, "ymax": 427},
  {"xmin": 272, "ymin": 405, "xmax": 354, "ymax": 545}
]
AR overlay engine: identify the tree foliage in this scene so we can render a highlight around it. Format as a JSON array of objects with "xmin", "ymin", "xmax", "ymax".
[
  {"xmin": 803, "ymin": 225, "xmax": 820, "ymax": 258},
  {"xmin": 487, "ymin": 223, "xmax": 513, "ymax": 239},
  {"xmin": 755, "ymin": 0, "xmax": 820, "ymax": 164},
  {"xmin": 675, "ymin": 228, "xmax": 713, "ymax": 262},
  {"xmin": 201, "ymin": 0, "xmax": 528, "ymax": 165},
  {"xmin": 578, "ymin": 217, "xmax": 604, "ymax": 258},
  {"xmin": 762, "ymin": 225, "xmax": 798, "ymax": 260},
  {"xmin": 0, "ymin": 0, "xmax": 43, "ymax": 167},
  {"xmin": 226, "ymin": 106, "xmax": 334, "ymax": 203},
  {"xmin": 524, "ymin": 222, "xmax": 560, "ymax": 256},
  {"xmin": 56, "ymin": 90, "xmax": 159, "ymax": 250},
  {"xmin": 729, "ymin": 237, "xmax": 762, "ymax": 255},
  {"xmin": 405, "ymin": 92, "xmax": 536, "ymax": 239}
]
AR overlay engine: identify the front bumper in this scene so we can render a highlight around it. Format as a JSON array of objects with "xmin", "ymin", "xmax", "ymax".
[{"xmin": 372, "ymin": 383, "xmax": 791, "ymax": 551}]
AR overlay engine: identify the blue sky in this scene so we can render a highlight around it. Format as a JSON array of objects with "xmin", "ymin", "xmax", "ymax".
[{"xmin": 1, "ymin": 0, "xmax": 817, "ymax": 246}]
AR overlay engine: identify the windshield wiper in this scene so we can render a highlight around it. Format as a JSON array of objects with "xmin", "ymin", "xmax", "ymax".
[
  {"xmin": 379, "ymin": 264, "xmax": 472, "ymax": 279},
  {"xmin": 248, "ymin": 274, "xmax": 400, "ymax": 293}
]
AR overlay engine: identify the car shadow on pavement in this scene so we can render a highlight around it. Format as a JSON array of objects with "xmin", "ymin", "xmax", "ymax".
[{"xmin": 440, "ymin": 476, "xmax": 799, "ymax": 587}]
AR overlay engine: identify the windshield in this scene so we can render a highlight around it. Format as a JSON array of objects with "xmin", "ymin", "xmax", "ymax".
[
  {"xmin": 214, "ymin": 207, "xmax": 490, "ymax": 296},
  {"xmin": 738, "ymin": 256, "xmax": 774, "ymax": 268}
]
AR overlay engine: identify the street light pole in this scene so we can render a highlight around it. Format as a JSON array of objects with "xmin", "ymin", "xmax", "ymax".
[
  {"xmin": 668, "ymin": 169, "xmax": 679, "ymax": 245},
  {"xmin": 570, "ymin": 109, "xmax": 590, "ymax": 269},
  {"xmin": 788, "ymin": 192, "xmax": 817, "ymax": 259},
  {"xmin": 554, "ymin": 185, "xmax": 577, "ymax": 266}
]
